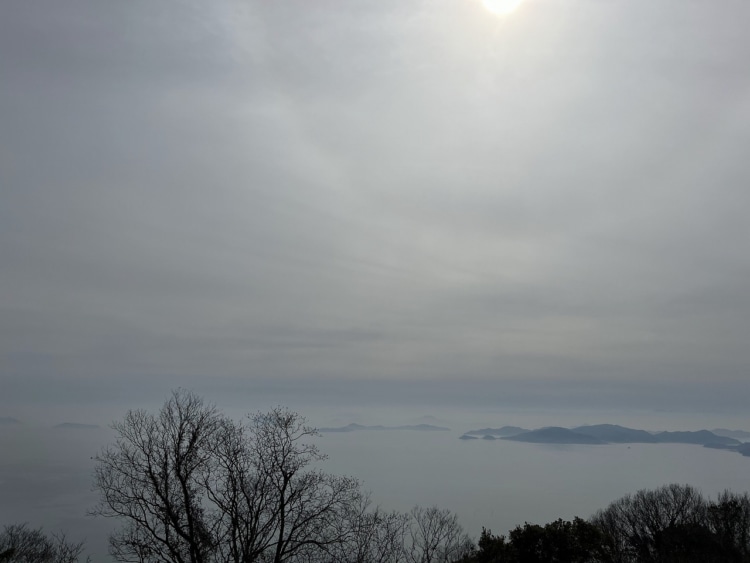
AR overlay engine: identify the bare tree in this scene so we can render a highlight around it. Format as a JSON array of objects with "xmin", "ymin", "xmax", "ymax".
[
  {"xmin": 92, "ymin": 390, "xmax": 222, "ymax": 563},
  {"xmin": 311, "ymin": 493, "xmax": 410, "ymax": 563},
  {"xmin": 406, "ymin": 506, "xmax": 473, "ymax": 563},
  {"xmin": 0, "ymin": 523, "xmax": 89, "ymax": 563},
  {"xmin": 208, "ymin": 407, "xmax": 362, "ymax": 563},
  {"xmin": 591, "ymin": 483, "xmax": 707, "ymax": 562},
  {"xmin": 707, "ymin": 490, "xmax": 750, "ymax": 558},
  {"xmin": 348, "ymin": 505, "xmax": 410, "ymax": 563},
  {"xmin": 91, "ymin": 391, "xmax": 364, "ymax": 563}
]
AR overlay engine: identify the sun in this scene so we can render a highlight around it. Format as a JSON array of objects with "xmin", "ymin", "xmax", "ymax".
[{"xmin": 481, "ymin": 0, "xmax": 525, "ymax": 16}]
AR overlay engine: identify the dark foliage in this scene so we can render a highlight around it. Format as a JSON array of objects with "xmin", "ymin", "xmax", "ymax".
[
  {"xmin": 592, "ymin": 484, "xmax": 750, "ymax": 562},
  {"xmin": 465, "ymin": 518, "xmax": 612, "ymax": 563},
  {"xmin": 465, "ymin": 484, "xmax": 750, "ymax": 563}
]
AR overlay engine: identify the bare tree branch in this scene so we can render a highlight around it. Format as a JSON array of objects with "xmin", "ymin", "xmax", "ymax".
[{"xmin": 91, "ymin": 393, "xmax": 381, "ymax": 563}]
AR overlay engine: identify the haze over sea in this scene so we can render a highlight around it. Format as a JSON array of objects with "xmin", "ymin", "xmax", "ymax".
[{"xmin": 3, "ymin": 397, "xmax": 749, "ymax": 562}]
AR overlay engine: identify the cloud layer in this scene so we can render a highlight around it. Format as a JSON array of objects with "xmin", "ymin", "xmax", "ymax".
[{"xmin": 2, "ymin": 0, "xmax": 749, "ymax": 409}]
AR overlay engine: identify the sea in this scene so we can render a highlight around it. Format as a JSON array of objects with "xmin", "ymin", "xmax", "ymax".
[{"xmin": 2, "ymin": 404, "xmax": 749, "ymax": 561}]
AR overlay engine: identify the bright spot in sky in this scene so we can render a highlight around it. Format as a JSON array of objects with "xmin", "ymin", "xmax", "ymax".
[{"xmin": 482, "ymin": 0, "xmax": 525, "ymax": 16}]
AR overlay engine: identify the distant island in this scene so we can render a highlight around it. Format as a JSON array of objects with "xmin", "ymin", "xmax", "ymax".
[
  {"xmin": 0, "ymin": 417, "xmax": 21, "ymax": 426},
  {"xmin": 504, "ymin": 427, "xmax": 606, "ymax": 444},
  {"xmin": 460, "ymin": 424, "xmax": 749, "ymax": 459},
  {"xmin": 712, "ymin": 428, "xmax": 750, "ymax": 440},
  {"xmin": 463, "ymin": 426, "xmax": 529, "ymax": 437},
  {"xmin": 54, "ymin": 422, "xmax": 101, "ymax": 430},
  {"xmin": 705, "ymin": 442, "xmax": 750, "ymax": 457},
  {"xmin": 319, "ymin": 423, "xmax": 450, "ymax": 433}
]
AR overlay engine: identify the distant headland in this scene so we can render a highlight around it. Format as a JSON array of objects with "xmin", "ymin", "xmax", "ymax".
[
  {"xmin": 0, "ymin": 417, "xmax": 22, "ymax": 426},
  {"xmin": 460, "ymin": 424, "xmax": 750, "ymax": 459}
]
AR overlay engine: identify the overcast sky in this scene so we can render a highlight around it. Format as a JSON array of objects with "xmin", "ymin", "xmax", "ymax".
[{"xmin": 2, "ymin": 0, "xmax": 749, "ymax": 414}]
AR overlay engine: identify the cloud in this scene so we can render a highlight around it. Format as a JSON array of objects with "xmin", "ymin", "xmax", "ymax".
[{"xmin": 1, "ymin": 0, "xmax": 750, "ymax": 410}]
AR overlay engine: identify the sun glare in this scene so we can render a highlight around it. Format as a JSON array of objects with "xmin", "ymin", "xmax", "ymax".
[{"xmin": 481, "ymin": 0, "xmax": 525, "ymax": 16}]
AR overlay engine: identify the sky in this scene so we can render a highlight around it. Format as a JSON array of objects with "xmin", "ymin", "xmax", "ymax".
[{"xmin": 2, "ymin": 0, "xmax": 750, "ymax": 417}]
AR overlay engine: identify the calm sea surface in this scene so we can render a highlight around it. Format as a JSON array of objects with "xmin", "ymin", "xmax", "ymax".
[{"xmin": 2, "ymin": 406, "xmax": 749, "ymax": 561}]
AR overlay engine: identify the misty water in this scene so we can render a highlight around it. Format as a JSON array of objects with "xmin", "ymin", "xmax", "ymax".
[{"xmin": 2, "ymin": 405, "xmax": 749, "ymax": 562}]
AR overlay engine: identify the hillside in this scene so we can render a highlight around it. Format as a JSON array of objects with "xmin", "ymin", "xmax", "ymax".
[
  {"xmin": 572, "ymin": 424, "xmax": 658, "ymax": 443},
  {"xmin": 503, "ymin": 427, "xmax": 607, "ymax": 444}
]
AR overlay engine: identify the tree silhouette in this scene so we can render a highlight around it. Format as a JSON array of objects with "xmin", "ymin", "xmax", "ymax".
[
  {"xmin": 0, "ymin": 523, "xmax": 89, "ymax": 563},
  {"xmin": 92, "ymin": 390, "xmax": 363, "ymax": 563}
]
